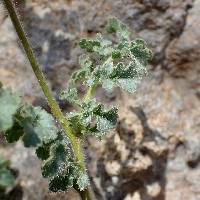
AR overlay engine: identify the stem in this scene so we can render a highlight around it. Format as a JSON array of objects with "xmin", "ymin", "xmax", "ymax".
[
  {"xmin": 78, "ymin": 187, "xmax": 94, "ymax": 200},
  {"xmin": 3, "ymin": 0, "xmax": 92, "ymax": 199},
  {"xmin": 84, "ymin": 85, "xmax": 96, "ymax": 102},
  {"xmin": 3, "ymin": 0, "xmax": 80, "ymax": 167}
]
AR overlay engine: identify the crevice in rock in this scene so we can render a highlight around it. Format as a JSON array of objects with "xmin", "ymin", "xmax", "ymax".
[
  {"xmin": 93, "ymin": 107, "xmax": 169, "ymax": 200},
  {"xmin": 161, "ymin": 0, "xmax": 195, "ymax": 70}
]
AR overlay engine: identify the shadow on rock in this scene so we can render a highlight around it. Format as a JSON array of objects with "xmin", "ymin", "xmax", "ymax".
[{"xmin": 94, "ymin": 106, "xmax": 169, "ymax": 200}]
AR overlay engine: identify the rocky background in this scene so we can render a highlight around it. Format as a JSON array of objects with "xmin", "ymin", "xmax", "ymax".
[{"xmin": 0, "ymin": 0, "xmax": 200, "ymax": 199}]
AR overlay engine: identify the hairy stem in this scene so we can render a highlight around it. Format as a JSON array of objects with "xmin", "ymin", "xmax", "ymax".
[
  {"xmin": 76, "ymin": 186, "xmax": 94, "ymax": 200},
  {"xmin": 84, "ymin": 85, "xmax": 96, "ymax": 102},
  {"xmin": 3, "ymin": 0, "xmax": 92, "ymax": 199}
]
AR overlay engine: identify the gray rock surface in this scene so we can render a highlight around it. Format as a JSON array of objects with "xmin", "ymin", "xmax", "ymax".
[{"xmin": 0, "ymin": 0, "xmax": 200, "ymax": 200}]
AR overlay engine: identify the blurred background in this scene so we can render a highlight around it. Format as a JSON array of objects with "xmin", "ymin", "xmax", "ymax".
[{"xmin": 0, "ymin": 0, "xmax": 200, "ymax": 199}]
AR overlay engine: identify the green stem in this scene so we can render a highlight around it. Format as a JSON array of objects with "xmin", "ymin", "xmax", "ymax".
[
  {"xmin": 84, "ymin": 85, "xmax": 96, "ymax": 102},
  {"xmin": 3, "ymin": 0, "xmax": 92, "ymax": 199},
  {"xmin": 77, "ymin": 187, "xmax": 94, "ymax": 200}
]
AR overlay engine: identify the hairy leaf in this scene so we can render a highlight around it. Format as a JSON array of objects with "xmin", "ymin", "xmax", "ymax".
[
  {"xmin": 0, "ymin": 155, "xmax": 9, "ymax": 169},
  {"xmin": 21, "ymin": 106, "xmax": 58, "ymax": 147},
  {"xmin": 0, "ymin": 155, "xmax": 14, "ymax": 189},
  {"xmin": 67, "ymin": 112, "xmax": 83, "ymax": 134},
  {"xmin": 0, "ymin": 168, "xmax": 15, "ymax": 189},
  {"xmin": 49, "ymin": 162, "xmax": 80, "ymax": 192},
  {"xmin": 93, "ymin": 104, "xmax": 118, "ymax": 133},
  {"xmin": 130, "ymin": 39, "xmax": 153, "ymax": 64},
  {"xmin": 77, "ymin": 172, "xmax": 90, "ymax": 191},
  {"xmin": 79, "ymin": 38, "xmax": 100, "ymax": 52},
  {"xmin": 79, "ymin": 54, "xmax": 93, "ymax": 69},
  {"xmin": 40, "ymin": 134, "xmax": 89, "ymax": 192},
  {"xmin": 36, "ymin": 144, "xmax": 50, "ymax": 161},
  {"xmin": 0, "ymin": 88, "xmax": 20, "ymax": 132},
  {"xmin": 49, "ymin": 170, "xmax": 74, "ymax": 192},
  {"xmin": 42, "ymin": 133, "xmax": 71, "ymax": 178},
  {"xmin": 109, "ymin": 61, "xmax": 147, "ymax": 92},
  {"xmin": 42, "ymin": 142, "xmax": 69, "ymax": 178},
  {"xmin": 67, "ymin": 100, "xmax": 118, "ymax": 136},
  {"xmin": 5, "ymin": 121, "xmax": 24, "ymax": 143},
  {"xmin": 106, "ymin": 17, "xmax": 130, "ymax": 40},
  {"xmin": 59, "ymin": 87, "xmax": 79, "ymax": 104}
]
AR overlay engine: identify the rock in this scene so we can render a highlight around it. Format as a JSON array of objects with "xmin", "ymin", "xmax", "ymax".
[
  {"xmin": 124, "ymin": 192, "xmax": 141, "ymax": 200},
  {"xmin": 0, "ymin": 0, "xmax": 200, "ymax": 200},
  {"xmin": 146, "ymin": 182, "xmax": 161, "ymax": 197},
  {"xmin": 105, "ymin": 161, "xmax": 121, "ymax": 176},
  {"xmin": 185, "ymin": 139, "xmax": 200, "ymax": 168},
  {"xmin": 165, "ymin": 0, "xmax": 200, "ymax": 93}
]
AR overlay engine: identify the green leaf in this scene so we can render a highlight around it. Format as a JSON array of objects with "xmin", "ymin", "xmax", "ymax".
[
  {"xmin": 42, "ymin": 142, "xmax": 70, "ymax": 178},
  {"xmin": 86, "ymin": 57, "xmax": 113, "ymax": 87},
  {"xmin": 59, "ymin": 87, "xmax": 79, "ymax": 104},
  {"xmin": 93, "ymin": 104, "xmax": 118, "ymax": 133},
  {"xmin": 78, "ymin": 100, "xmax": 118, "ymax": 136},
  {"xmin": 77, "ymin": 172, "xmax": 90, "ymax": 191},
  {"xmin": 0, "ymin": 155, "xmax": 9, "ymax": 169},
  {"xmin": 40, "ymin": 133, "xmax": 88, "ymax": 192},
  {"xmin": 21, "ymin": 106, "xmax": 58, "ymax": 147},
  {"xmin": 102, "ymin": 79, "xmax": 114, "ymax": 91},
  {"xmin": 116, "ymin": 41, "xmax": 130, "ymax": 57},
  {"xmin": 106, "ymin": 17, "xmax": 130, "ymax": 40},
  {"xmin": 79, "ymin": 55, "xmax": 93, "ymax": 69},
  {"xmin": 71, "ymin": 55, "xmax": 93, "ymax": 83},
  {"xmin": 0, "ymin": 154, "xmax": 14, "ymax": 189},
  {"xmin": 110, "ymin": 61, "xmax": 147, "ymax": 92},
  {"xmin": 79, "ymin": 38, "xmax": 100, "ymax": 52},
  {"xmin": 49, "ymin": 170, "xmax": 73, "ymax": 192},
  {"xmin": 106, "ymin": 17, "xmax": 119, "ymax": 33},
  {"xmin": 65, "ymin": 100, "xmax": 118, "ymax": 137},
  {"xmin": 48, "ymin": 160, "xmax": 90, "ymax": 192},
  {"xmin": 130, "ymin": 39, "xmax": 153, "ymax": 64},
  {"xmin": 67, "ymin": 112, "xmax": 83, "ymax": 134},
  {"xmin": 0, "ymin": 168, "xmax": 15, "ymax": 189},
  {"xmin": 0, "ymin": 88, "xmax": 20, "ymax": 132},
  {"xmin": 5, "ymin": 121, "xmax": 24, "ymax": 143},
  {"xmin": 36, "ymin": 144, "xmax": 50, "ymax": 161},
  {"xmin": 117, "ymin": 78, "xmax": 140, "ymax": 92},
  {"xmin": 48, "ymin": 163, "xmax": 80, "ymax": 192},
  {"xmin": 96, "ymin": 33, "xmax": 112, "ymax": 47},
  {"xmin": 42, "ymin": 134, "xmax": 71, "ymax": 178},
  {"xmin": 112, "ymin": 50, "xmax": 122, "ymax": 59}
]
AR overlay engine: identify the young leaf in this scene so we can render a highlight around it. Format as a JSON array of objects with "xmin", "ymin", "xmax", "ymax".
[
  {"xmin": 41, "ymin": 133, "xmax": 71, "ymax": 178},
  {"xmin": 59, "ymin": 87, "xmax": 79, "ymax": 104},
  {"xmin": 67, "ymin": 112, "xmax": 83, "ymax": 134},
  {"xmin": 0, "ymin": 155, "xmax": 15, "ymax": 189},
  {"xmin": 0, "ymin": 88, "xmax": 20, "ymax": 132},
  {"xmin": 130, "ymin": 39, "xmax": 153, "ymax": 64},
  {"xmin": 0, "ymin": 155, "xmax": 9, "ymax": 169},
  {"xmin": 93, "ymin": 104, "xmax": 118, "ymax": 133},
  {"xmin": 79, "ymin": 38, "xmax": 101, "ymax": 52},
  {"xmin": 77, "ymin": 172, "xmax": 90, "ymax": 191},
  {"xmin": 40, "ymin": 133, "xmax": 88, "ymax": 192},
  {"xmin": 49, "ymin": 170, "xmax": 74, "ymax": 192},
  {"xmin": 0, "ymin": 168, "xmax": 15, "ymax": 189},
  {"xmin": 21, "ymin": 106, "xmax": 58, "ymax": 147},
  {"xmin": 108, "ymin": 61, "xmax": 147, "ymax": 92},
  {"xmin": 5, "ymin": 121, "xmax": 24, "ymax": 143},
  {"xmin": 69, "ymin": 100, "xmax": 119, "ymax": 136},
  {"xmin": 36, "ymin": 144, "xmax": 50, "ymax": 161},
  {"xmin": 48, "ymin": 162, "xmax": 80, "ymax": 192},
  {"xmin": 106, "ymin": 17, "xmax": 130, "ymax": 40},
  {"xmin": 79, "ymin": 54, "xmax": 93, "ymax": 69}
]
